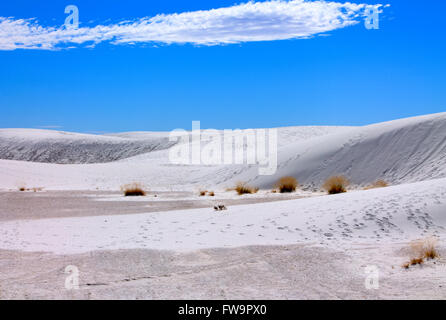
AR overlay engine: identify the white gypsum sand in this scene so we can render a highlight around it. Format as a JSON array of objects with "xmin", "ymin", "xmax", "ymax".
[
  {"xmin": 0, "ymin": 177, "xmax": 445, "ymax": 254},
  {"xmin": 0, "ymin": 113, "xmax": 446, "ymax": 299},
  {"xmin": 0, "ymin": 113, "xmax": 445, "ymax": 191}
]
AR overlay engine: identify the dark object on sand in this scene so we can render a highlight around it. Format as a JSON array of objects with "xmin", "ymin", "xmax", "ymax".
[{"xmin": 214, "ymin": 204, "xmax": 227, "ymax": 211}]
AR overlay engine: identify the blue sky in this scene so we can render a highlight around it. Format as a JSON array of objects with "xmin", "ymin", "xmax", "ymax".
[{"xmin": 0, "ymin": 0, "xmax": 445, "ymax": 133}]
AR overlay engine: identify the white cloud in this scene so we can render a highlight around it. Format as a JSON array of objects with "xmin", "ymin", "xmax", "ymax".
[{"xmin": 0, "ymin": 0, "xmax": 384, "ymax": 50}]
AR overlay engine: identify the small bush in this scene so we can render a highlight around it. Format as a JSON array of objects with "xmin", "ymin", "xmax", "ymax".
[
  {"xmin": 403, "ymin": 237, "xmax": 439, "ymax": 269},
  {"xmin": 121, "ymin": 183, "xmax": 146, "ymax": 196},
  {"xmin": 275, "ymin": 176, "xmax": 298, "ymax": 193},
  {"xmin": 413, "ymin": 237, "xmax": 439, "ymax": 260},
  {"xmin": 235, "ymin": 182, "xmax": 259, "ymax": 195},
  {"xmin": 322, "ymin": 176, "xmax": 350, "ymax": 194},
  {"xmin": 364, "ymin": 180, "xmax": 388, "ymax": 190},
  {"xmin": 421, "ymin": 238, "xmax": 439, "ymax": 259}
]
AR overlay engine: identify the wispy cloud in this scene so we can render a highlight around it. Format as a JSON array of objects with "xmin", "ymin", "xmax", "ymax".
[{"xmin": 0, "ymin": 0, "xmax": 385, "ymax": 50}]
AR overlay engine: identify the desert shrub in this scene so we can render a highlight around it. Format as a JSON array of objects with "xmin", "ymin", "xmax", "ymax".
[
  {"xmin": 411, "ymin": 237, "xmax": 439, "ymax": 260},
  {"xmin": 403, "ymin": 237, "xmax": 439, "ymax": 269},
  {"xmin": 235, "ymin": 182, "xmax": 259, "ymax": 195},
  {"xmin": 121, "ymin": 183, "xmax": 146, "ymax": 196},
  {"xmin": 275, "ymin": 176, "xmax": 298, "ymax": 193},
  {"xmin": 322, "ymin": 176, "xmax": 350, "ymax": 194},
  {"xmin": 364, "ymin": 180, "xmax": 388, "ymax": 190}
]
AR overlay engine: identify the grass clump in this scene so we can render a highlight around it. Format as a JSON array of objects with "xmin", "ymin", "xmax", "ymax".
[
  {"xmin": 274, "ymin": 176, "xmax": 298, "ymax": 193},
  {"xmin": 403, "ymin": 237, "xmax": 439, "ymax": 269},
  {"xmin": 410, "ymin": 237, "xmax": 439, "ymax": 260},
  {"xmin": 415, "ymin": 237, "xmax": 439, "ymax": 260},
  {"xmin": 364, "ymin": 180, "xmax": 389, "ymax": 190},
  {"xmin": 235, "ymin": 182, "xmax": 259, "ymax": 195},
  {"xmin": 322, "ymin": 176, "xmax": 350, "ymax": 194},
  {"xmin": 121, "ymin": 183, "xmax": 146, "ymax": 196}
]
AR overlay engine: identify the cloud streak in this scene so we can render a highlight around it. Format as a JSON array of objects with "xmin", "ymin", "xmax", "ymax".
[{"xmin": 0, "ymin": 0, "xmax": 384, "ymax": 50}]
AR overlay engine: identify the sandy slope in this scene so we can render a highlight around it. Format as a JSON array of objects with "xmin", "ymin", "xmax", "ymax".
[
  {"xmin": 0, "ymin": 113, "xmax": 445, "ymax": 191},
  {"xmin": 0, "ymin": 126, "xmax": 350, "ymax": 164},
  {"xmin": 0, "ymin": 128, "xmax": 174, "ymax": 164},
  {"xmin": 1, "ymin": 113, "xmax": 445, "ymax": 299},
  {"xmin": 0, "ymin": 126, "xmax": 353, "ymax": 190},
  {"xmin": 3, "ymin": 243, "xmax": 445, "ymax": 300},
  {"xmin": 0, "ymin": 176, "xmax": 445, "ymax": 299},
  {"xmin": 237, "ymin": 112, "xmax": 446, "ymax": 188}
]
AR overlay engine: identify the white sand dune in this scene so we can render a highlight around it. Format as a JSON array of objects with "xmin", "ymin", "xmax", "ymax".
[
  {"xmin": 1, "ymin": 113, "xmax": 446, "ymax": 299},
  {"xmin": 0, "ymin": 128, "xmax": 175, "ymax": 164},
  {"xmin": 0, "ymin": 126, "xmax": 351, "ymax": 164},
  {"xmin": 0, "ymin": 126, "xmax": 352, "ymax": 190},
  {"xmin": 236, "ymin": 112, "xmax": 446, "ymax": 188},
  {"xmin": 0, "ymin": 113, "xmax": 445, "ymax": 191}
]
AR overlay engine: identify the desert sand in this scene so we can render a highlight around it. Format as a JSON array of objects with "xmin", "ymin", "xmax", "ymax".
[{"xmin": 0, "ymin": 113, "xmax": 445, "ymax": 299}]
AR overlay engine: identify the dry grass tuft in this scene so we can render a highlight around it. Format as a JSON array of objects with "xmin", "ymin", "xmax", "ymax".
[
  {"xmin": 322, "ymin": 176, "xmax": 350, "ymax": 194},
  {"xmin": 121, "ymin": 183, "xmax": 146, "ymax": 196},
  {"xmin": 364, "ymin": 180, "xmax": 389, "ymax": 190},
  {"xmin": 235, "ymin": 182, "xmax": 259, "ymax": 195},
  {"xmin": 411, "ymin": 237, "xmax": 439, "ymax": 260},
  {"xmin": 403, "ymin": 237, "xmax": 439, "ymax": 269},
  {"xmin": 274, "ymin": 176, "xmax": 298, "ymax": 193}
]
